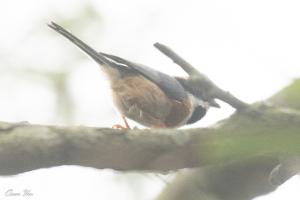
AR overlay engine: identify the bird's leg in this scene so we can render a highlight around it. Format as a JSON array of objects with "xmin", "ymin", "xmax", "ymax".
[
  {"xmin": 122, "ymin": 115, "xmax": 131, "ymax": 129},
  {"xmin": 112, "ymin": 115, "xmax": 131, "ymax": 129}
]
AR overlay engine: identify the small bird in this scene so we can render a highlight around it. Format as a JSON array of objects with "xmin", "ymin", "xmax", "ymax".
[{"xmin": 48, "ymin": 22, "xmax": 218, "ymax": 128}]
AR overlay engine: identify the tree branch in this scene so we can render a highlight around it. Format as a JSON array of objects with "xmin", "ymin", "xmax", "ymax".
[
  {"xmin": 157, "ymin": 158, "xmax": 279, "ymax": 200},
  {"xmin": 269, "ymin": 156, "xmax": 300, "ymax": 186},
  {"xmin": 0, "ymin": 105, "xmax": 300, "ymax": 176},
  {"xmin": 154, "ymin": 43, "xmax": 199, "ymax": 76},
  {"xmin": 156, "ymin": 78, "xmax": 300, "ymax": 200},
  {"xmin": 154, "ymin": 43, "xmax": 249, "ymax": 110}
]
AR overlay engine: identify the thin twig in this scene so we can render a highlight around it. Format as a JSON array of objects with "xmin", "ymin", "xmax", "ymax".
[
  {"xmin": 213, "ymin": 89, "xmax": 250, "ymax": 110},
  {"xmin": 154, "ymin": 42, "xmax": 250, "ymax": 110},
  {"xmin": 154, "ymin": 43, "xmax": 200, "ymax": 76}
]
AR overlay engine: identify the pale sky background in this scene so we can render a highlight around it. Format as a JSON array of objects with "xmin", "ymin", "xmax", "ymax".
[{"xmin": 0, "ymin": 0, "xmax": 299, "ymax": 199}]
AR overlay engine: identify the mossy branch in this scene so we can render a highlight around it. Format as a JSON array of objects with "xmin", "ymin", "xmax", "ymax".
[{"xmin": 0, "ymin": 104, "xmax": 299, "ymax": 176}]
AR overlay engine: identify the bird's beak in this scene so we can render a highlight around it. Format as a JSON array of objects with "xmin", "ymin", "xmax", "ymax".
[{"xmin": 209, "ymin": 99, "xmax": 221, "ymax": 108}]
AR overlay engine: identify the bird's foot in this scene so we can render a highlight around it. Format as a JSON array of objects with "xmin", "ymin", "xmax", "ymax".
[
  {"xmin": 112, "ymin": 116, "xmax": 131, "ymax": 130},
  {"xmin": 112, "ymin": 124, "xmax": 129, "ymax": 129}
]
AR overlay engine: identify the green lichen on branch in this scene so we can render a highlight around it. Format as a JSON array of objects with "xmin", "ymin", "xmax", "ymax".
[
  {"xmin": 0, "ymin": 102, "xmax": 300, "ymax": 176},
  {"xmin": 198, "ymin": 104, "xmax": 300, "ymax": 164},
  {"xmin": 268, "ymin": 78, "xmax": 300, "ymax": 110}
]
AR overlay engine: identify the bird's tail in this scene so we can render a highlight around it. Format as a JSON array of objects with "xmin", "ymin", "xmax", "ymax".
[{"xmin": 48, "ymin": 22, "xmax": 120, "ymax": 69}]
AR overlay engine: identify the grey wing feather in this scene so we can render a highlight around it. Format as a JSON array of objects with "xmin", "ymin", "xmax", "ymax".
[{"xmin": 102, "ymin": 53, "xmax": 187, "ymax": 101}]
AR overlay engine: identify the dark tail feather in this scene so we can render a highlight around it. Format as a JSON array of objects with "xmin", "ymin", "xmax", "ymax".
[
  {"xmin": 48, "ymin": 22, "xmax": 119, "ymax": 68},
  {"xmin": 101, "ymin": 52, "xmax": 132, "ymax": 66}
]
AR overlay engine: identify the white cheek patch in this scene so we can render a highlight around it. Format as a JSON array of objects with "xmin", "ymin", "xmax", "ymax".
[{"xmin": 188, "ymin": 93, "xmax": 209, "ymax": 110}]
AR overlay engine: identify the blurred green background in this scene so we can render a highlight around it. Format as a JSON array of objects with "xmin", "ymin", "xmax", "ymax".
[{"xmin": 0, "ymin": 0, "xmax": 299, "ymax": 199}]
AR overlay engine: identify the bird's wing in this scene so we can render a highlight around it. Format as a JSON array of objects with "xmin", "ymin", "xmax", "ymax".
[{"xmin": 101, "ymin": 53, "xmax": 188, "ymax": 101}]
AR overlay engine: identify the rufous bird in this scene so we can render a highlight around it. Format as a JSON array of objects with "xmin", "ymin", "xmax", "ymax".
[{"xmin": 48, "ymin": 22, "xmax": 219, "ymax": 129}]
